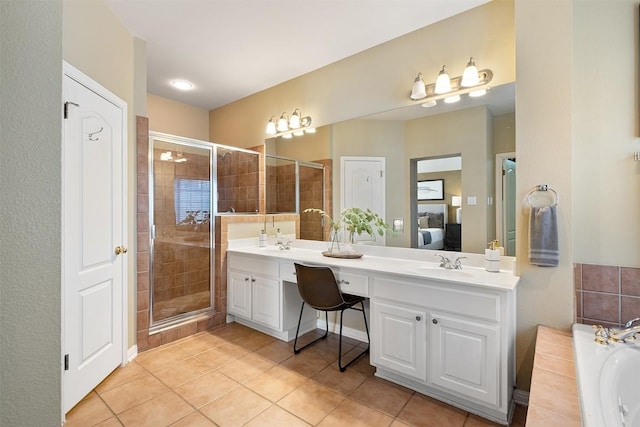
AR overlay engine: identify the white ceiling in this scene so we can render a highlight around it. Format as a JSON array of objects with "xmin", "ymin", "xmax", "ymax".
[{"xmin": 105, "ymin": 0, "xmax": 491, "ymax": 111}]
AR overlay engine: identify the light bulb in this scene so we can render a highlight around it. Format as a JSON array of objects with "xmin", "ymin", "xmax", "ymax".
[
  {"xmin": 410, "ymin": 73, "xmax": 427, "ymax": 100},
  {"xmin": 461, "ymin": 57, "xmax": 480, "ymax": 87},
  {"xmin": 277, "ymin": 113, "xmax": 289, "ymax": 132},
  {"xmin": 444, "ymin": 95, "xmax": 461, "ymax": 104},
  {"xmin": 265, "ymin": 117, "xmax": 276, "ymax": 135},
  {"xmin": 289, "ymin": 109, "xmax": 301, "ymax": 129},
  {"xmin": 469, "ymin": 88, "xmax": 487, "ymax": 97},
  {"xmin": 281, "ymin": 133, "xmax": 293, "ymax": 139},
  {"xmin": 434, "ymin": 66, "xmax": 451, "ymax": 94}
]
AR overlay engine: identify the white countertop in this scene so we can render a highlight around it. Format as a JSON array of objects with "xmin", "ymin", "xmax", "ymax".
[{"xmin": 227, "ymin": 238, "xmax": 519, "ymax": 291}]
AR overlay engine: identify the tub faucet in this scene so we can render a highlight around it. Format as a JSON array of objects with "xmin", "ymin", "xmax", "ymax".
[{"xmin": 593, "ymin": 317, "xmax": 640, "ymax": 345}]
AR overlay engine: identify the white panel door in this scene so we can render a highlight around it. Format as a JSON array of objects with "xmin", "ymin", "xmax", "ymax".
[
  {"xmin": 371, "ymin": 300, "xmax": 427, "ymax": 381},
  {"xmin": 341, "ymin": 157, "xmax": 385, "ymax": 245},
  {"xmin": 427, "ymin": 312, "xmax": 499, "ymax": 406},
  {"xmin": 251, "ymin": 276, "xmax": 280, "ymax": 329},
  {"xmin": 62, "ymin": 66, "xmax": 126, "ymax": 413},
  {"xmin": 228, "ymin": 272, "xmax": 252, "ymax": 319}
]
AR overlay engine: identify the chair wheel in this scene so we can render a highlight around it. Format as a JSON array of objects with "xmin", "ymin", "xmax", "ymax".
[
  {"xmin": 294, "ymin": 349, "xmax": 301, "ymax": 354},
  {"xmin": 339, "ymin": 366, "xmax": 346, "ymax": 372}
]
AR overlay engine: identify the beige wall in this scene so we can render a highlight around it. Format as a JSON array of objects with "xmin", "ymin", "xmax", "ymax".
[
  {"xmin": 209, "ymin": 0, "xmax": 515, "ymax": 148},
  {"xmin": 147, "ymin": 94, "xmax": 210, "ymax": 141},
  {"xmin": 493, "ymin": 112, "xmax": 516, "ymax": 155},
  {"xmin": 572, "ymin": 1, "xmax": 639, "ymax": 266},
  {"xmin": 63, "ymin": 0, "xmax": 139, "ymax": 350},
  {"xmin": 514, "ymin": 0, "xmax": 574, "ymax": 389},
  {"xmin": 1, "ymin": 2, "xmax": 63, "ymax": 424}
]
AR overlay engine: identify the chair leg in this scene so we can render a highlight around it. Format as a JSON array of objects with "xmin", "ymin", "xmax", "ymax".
[
  {"xmin": 338, "ymin": 301, "xmax": 370, "ymax": 372},
  {"xmin": 293, "ymin": 303, "xmax": 328, "ymax": 354}
]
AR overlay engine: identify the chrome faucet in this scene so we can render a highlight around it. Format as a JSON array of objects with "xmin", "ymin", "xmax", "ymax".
[
  {"xmin": 276, "ymin": 241, "xmax": 292, "ymax": 250},
  {"xmin": 593, "ymin": 317, "xmax": 640, "ymax": 345},
  {"xmin": 435, "ymin": 254, "xmax": 466, "ymax": 270},
  {"xmin": 453, "ymin": 256, "xmax": 467, "ymax": 270}
]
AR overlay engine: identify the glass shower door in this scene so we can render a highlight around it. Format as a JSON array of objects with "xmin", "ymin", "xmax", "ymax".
[{"xmin": 149, "ymin": 135, "xmax": 214, "ymax": 328}]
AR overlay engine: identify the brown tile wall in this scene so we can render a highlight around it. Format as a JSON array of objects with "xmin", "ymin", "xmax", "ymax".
[
  {"xmin": 574, "ymin": 263, "xmax": 640, "ymax": 328},
  {"xmin": 218, "ymin": 150, "xmax": 260, "ymax": 213}
]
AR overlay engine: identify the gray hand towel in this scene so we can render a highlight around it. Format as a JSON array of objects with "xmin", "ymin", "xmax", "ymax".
[{"xmin": 528, "ymin": 205, "xmax": 559, "ymax": 267}]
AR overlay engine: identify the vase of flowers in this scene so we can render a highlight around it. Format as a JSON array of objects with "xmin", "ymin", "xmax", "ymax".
[{"xmin": 304, "ymin": 207, "xmax": 391, "ymax": 256}]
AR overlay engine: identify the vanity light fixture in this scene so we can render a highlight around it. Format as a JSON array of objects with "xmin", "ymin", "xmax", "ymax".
[
  {"xmin": 265, "ymin": 109, "xmax": 314, "ymax": 138},
  {"xmin": 410, "ymin": 57, "xmax": 493, "ymax": 108}
]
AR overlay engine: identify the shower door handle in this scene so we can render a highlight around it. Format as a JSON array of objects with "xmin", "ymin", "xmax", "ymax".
[{"xmin": 115, "ymin": 246, "xmax": 128, "ymax": 255}]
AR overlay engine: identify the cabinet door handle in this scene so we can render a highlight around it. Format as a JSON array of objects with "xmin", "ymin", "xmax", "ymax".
[
  {"xmin": 244, "ymin": 277, "xmax": 250, "ymax": 282},
  {"xmin": 432, "ymin": 318, "xmax": 438, "ymax": 324},
  {"xmin": 416, "ymin": 316, "xmax": 421, "ymax": 321},
  {"xmin": 251, "ymin": 278, "xmax": 256, "ymax": 282},
  {"xmin": 338, "ymin": 279, "xmax": 350, "ymax": 285}
]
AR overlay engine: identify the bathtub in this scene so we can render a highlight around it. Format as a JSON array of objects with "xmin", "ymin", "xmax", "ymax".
[{"xmin": 572, "ymin": 323, "xmax": 640, "ymax": 427}]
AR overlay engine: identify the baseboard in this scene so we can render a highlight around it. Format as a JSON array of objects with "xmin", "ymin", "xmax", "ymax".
[
  {"xmin": 127, "ymin": 345, "xmax": 138, "ymax": 363},
  {"xmin": 513, "ymin": 388, "xmax": 529, "ymax": 406},
  {"xmin": 316, "ymin": 318, "xmax": 369, "ymax": 343}
]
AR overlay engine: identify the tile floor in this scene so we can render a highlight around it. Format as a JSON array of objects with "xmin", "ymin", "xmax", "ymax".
[{"xmin": 65, "ymin": 323, "xmax": 527, "ymax": 427}]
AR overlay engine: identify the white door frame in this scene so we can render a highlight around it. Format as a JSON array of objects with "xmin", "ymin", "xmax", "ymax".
[
  {"xmin": 61, "ymin": 61, "xmax": 128, "ymax": 414},
  {"xmin": 495, "ymin": 152, "xmax": 515, "ymax": 249}
]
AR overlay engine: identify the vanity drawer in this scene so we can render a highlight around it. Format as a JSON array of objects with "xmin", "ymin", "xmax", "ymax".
[
  {"xmin": 228, "ymin": 253, "xmax": 279, "ymax": 278},
  {"xmin": 335, "ymin": 270, "xmax": 369, "ymax": 297},
  {"xmin": 280, "ymin": 261, "xmax": 297, "ymax": 283},
  {"xmin": 373, "ymin": 276, "xmax": 500, "ymax": 322}
]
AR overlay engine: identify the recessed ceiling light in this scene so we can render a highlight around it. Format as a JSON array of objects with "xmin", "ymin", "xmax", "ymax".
[{"xmin": 171, "ymin": 80, "xmax": 194, "ymax": 91}]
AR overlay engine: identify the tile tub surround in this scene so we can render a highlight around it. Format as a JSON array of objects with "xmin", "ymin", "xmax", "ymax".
[
  {"xmin": 575, "ymin": 263, "xmax": 640, "ymax": 328},
  {"xmin": 526, "ymin": 326, "xmax": 581, "ymax": 426}
]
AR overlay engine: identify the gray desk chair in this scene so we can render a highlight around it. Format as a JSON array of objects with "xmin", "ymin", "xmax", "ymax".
[{"xmin": 293, "ymin": 263, "xmax": 370, "ymax": 372}]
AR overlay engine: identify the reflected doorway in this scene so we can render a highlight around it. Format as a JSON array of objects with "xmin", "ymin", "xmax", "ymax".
[{"xmin": 496, "ymin": 153, "xmax": 516, "ymax": 256}]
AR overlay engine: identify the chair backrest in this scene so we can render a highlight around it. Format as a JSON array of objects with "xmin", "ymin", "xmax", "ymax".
[{"xmin": 294, "ymin": 263, "xmax": 345, "ymax": 311}]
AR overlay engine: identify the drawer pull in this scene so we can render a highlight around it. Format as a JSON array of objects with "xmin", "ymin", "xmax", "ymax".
[
  {"xmin": 338, "ymin": 279, "xmax": 350, "ymax": 285},
  {"xmin": 432, "ymin": 318, "xmax": 438, "ymax": 325},
  {"xmin": 416, "ymin": 316, "xmax": 421, "ymax": 321}
]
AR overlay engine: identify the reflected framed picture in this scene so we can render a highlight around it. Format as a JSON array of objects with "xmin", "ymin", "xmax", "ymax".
[{"xmin": 417, "ymin": 179, "xmax": 444, "ymax": 201}]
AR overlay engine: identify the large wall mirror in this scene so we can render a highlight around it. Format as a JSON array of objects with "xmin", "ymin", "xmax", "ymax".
[{"xmin": 265, "ymin": 82, "xmax": 515, "ymax": 255}]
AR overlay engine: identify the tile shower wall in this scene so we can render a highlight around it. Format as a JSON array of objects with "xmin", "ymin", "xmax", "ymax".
[
  {"xmin": 575, "ymin": 263, "xmax": 640, "ymax": 328},
  {"xmin": 217, "ymin": 151, "xmax": 259, "ymax": 213}
]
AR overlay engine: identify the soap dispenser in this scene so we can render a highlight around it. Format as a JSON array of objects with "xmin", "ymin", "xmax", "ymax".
[
  {"xmin": 276, "ymin": 228, "xmax": 283, "ymax": 239},
  {"xmin": 485, "ymin": 240, "xmax": 501, "ymax": 272},
  {"xmin": 259, "ymin": 229, "xmax": 267, "ymax": 247}
]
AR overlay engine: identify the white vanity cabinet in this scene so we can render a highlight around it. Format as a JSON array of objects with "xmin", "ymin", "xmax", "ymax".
[
  {"xmin": 227, "ymin": 255, "xmax": 281, "ymax": 329},
  {"xmin": 227, "ymin": 253, "xmax": 315, "ymax": 340},
  {"xmin": 371, "ymin": 274, "xmax": 515, "ymax": 424},
  {"xmin": 226, "ymin": 245, "xmax": 517, "ymax": 425}
]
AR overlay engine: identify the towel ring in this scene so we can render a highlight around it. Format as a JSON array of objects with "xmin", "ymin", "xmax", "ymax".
[{"xmin": 527, "ymin": 185, "xmax": 558, "ymax": 208}]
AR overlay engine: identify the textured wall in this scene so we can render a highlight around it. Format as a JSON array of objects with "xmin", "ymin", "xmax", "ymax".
[{"xmin": 0, "ymin": 1, "xmax": 63, "ymax": 424}]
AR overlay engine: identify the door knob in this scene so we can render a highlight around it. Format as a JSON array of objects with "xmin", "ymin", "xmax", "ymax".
[{"xmin": 115, "ymin": 246, "xmax": 128, "ymax": 255}]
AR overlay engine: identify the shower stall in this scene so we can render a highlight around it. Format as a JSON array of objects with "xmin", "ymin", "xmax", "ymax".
[{"xmin": 148, "ymin": 132, "xmax": 259, "ymax": 330}]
